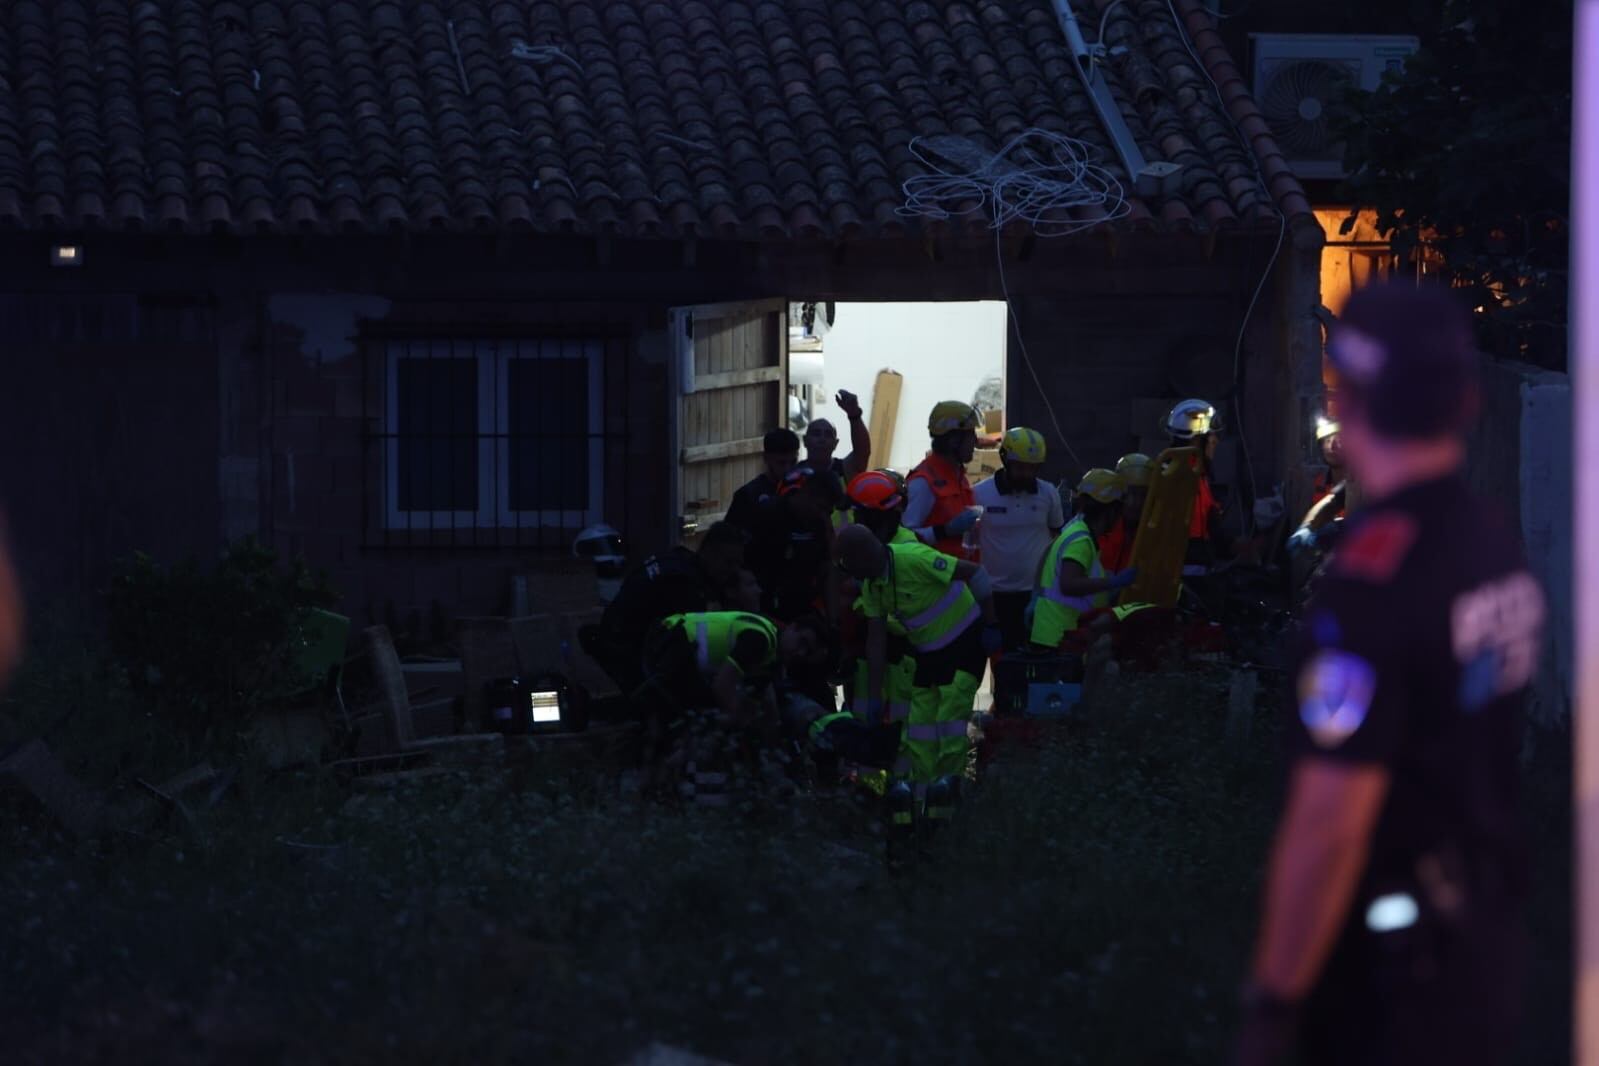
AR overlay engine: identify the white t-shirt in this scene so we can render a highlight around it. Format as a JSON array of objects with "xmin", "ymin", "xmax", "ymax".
[{"xmin": 973, "ymin": 473, "xmax": 1065, "ymax": 591}]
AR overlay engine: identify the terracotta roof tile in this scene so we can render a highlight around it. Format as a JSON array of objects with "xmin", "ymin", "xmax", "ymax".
[{"xmin": 0, "ymin": 0, "xmax": 1306, "ymax": 238}]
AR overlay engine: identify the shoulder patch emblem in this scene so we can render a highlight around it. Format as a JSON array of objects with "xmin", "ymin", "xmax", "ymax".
[
  {"xmin": 933, "ymin": 557, "xmax": 949, "ymax": 571},
  {"xmin": 1333, "ymin": 513, "xmax": 1418, "ymax": 584},
  {"xmin": 1298, "ymin": 650, "xmax": 1377, "ymax": 748}
]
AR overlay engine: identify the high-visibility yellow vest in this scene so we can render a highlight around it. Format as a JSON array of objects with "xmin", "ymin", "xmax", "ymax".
[
  {"xmin": 859, "ymin": 541, "xmax": 980, "ymax": 653},
  {"xmin": 661, "ymin": 612, "xmax": 777, "ymax": 676},
  {"xmin": 1031, "ymin": 516, "xmax": 1107, "ymax": 646}
]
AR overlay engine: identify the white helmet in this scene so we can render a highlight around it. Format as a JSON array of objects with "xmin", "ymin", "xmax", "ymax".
[
  {"xmin": 572, "ymin": 524, "xmax": 624, "ymax": 565},
  {"xmin": 1165, "ymin": 399, "xmax": 1218, "ymax": 440}
]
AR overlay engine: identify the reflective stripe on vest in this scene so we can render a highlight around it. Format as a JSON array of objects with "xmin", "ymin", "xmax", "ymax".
[
  {"xmin": 1032, "ymin": 518, "xmax": 1104, "ymax": 644},
  {"xmin": 905, "ymin": 719, "xmax": 971, "ymax": 742},
  {"xmin": 669, "ymin": 612, "xmax": 777, "ymax": 675}
]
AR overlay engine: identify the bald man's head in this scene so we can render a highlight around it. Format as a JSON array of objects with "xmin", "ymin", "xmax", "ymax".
[{"xmin": 835, "ymin": 522, "xmax": 888, "ymax": 580}]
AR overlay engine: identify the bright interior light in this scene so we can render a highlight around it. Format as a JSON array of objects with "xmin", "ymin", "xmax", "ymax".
[
  {"xmin": 1365, "ymin": 892, "xmax": 1419, "ymax": 933},
  {"xmin": 56, "ymin": 245, "xmax": 77, "ymax": 259},
  {"xmin": 529, "ymin": 691, "xmax": 562, "ymax": 723}
]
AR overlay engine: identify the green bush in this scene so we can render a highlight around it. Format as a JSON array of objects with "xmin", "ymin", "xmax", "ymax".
[{"xmin": 105, "ymin": 539, "xmax": 338, "ymax": 739}]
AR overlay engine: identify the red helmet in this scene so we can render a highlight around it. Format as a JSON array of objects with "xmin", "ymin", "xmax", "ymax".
[
  {"xmin": 778, "ymin": 465, "xmax": 814, "ymax": 497},
  {"xmin": 846, "ymin": 470, "xmax": 904, "ymax": 511}
]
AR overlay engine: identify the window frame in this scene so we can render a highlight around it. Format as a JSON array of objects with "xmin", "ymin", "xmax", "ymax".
[{"xmin": 380, "ymin": 338, "xmax": 604, "ymax": 532}]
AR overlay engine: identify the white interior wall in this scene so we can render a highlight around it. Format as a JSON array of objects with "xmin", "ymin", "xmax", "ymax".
[{"xmin": 806, "ymin": 301, "xmax": 1007, "ymax": 473}]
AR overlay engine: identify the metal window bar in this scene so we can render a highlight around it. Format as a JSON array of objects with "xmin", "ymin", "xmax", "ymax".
[{"xmin": 361, "ymin": 334, "xmax": 627, "ymax": 551}]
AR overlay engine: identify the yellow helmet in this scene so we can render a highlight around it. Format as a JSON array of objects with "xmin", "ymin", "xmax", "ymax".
[
  {"xmin": 1115, "ymin": 453, "xmax": 1152, "ymax": 488},
  {"xmin": 1075, "ymin": 468, "xmax": 1126, "ymax": 504},
  {"xmin": 998, "ymin": 426, "xmax": 1047, "ymax": 464},
  {"xmin": 928, "ymin": 400, "xmax": 981, "ymax": 436},
  {"xmin": 1315, "ymin": 415, "xmax": 1341, "ymax": 442}
]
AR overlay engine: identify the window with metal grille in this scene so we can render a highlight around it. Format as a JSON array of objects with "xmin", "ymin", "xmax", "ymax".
[{"xmin": 377, "ymin": 338, "xmax": 604, "ymax": 535}]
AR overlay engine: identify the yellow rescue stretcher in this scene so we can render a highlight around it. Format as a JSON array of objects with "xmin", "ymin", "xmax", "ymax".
[{"xmin": 1119, "ymin": 447, "xmax": 1200, "ymax": 610}]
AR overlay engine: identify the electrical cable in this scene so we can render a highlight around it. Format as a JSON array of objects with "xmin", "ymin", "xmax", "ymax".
[
  {"xmin": 1164, "ymin": 0, "xmax": 1287, "ymax": 535},
  {"xmin": 899, "ymin": 129, "xmax": 1132, "ymax": 468}
]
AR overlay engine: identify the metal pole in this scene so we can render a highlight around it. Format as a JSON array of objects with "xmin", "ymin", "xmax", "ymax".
[{"xmin": 1573, "ymin": 2, "xmax": 1599, "ymax": 1063}]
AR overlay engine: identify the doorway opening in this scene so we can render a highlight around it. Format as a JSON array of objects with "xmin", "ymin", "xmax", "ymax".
[{"xmin": 787, "ymin": 301, "xmax": 1009, "ymax": 478}]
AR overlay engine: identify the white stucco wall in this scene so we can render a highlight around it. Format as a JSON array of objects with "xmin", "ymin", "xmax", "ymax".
[{"xmin": 806, "ymin": 301, "xmax": 1007, "ymax": 473}]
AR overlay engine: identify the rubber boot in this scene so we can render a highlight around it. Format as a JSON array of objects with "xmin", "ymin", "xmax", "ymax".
[
  {"xmin": 886, "ymin": 779, "xmax": 915, "ymax": 868},
  {"xmin": 924, "ymin": 776, "xmax": 954, "ymax": 829}
]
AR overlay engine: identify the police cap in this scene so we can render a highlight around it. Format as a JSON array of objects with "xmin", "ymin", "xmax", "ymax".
[{"xmin": 1328, "ymin": 284, "xmax": 1479, "ymax": 440}]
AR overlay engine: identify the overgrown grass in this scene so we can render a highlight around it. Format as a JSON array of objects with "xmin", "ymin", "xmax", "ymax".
[{"xmin": 0, "ymin": 655, "xmax": 1572, "ymax": 1065}]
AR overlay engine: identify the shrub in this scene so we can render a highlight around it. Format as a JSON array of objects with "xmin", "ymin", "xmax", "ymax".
[{"xmin": 105, "ymin": 538, "xmax": 338, "ymax": 739}]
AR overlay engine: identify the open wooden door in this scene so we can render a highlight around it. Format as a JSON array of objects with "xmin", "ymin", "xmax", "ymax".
[{"xmin": 669, "ymin": 299, "xmax": 789, "ymax": 538}]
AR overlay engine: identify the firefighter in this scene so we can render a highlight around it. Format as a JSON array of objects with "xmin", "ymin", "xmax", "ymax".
[
  {"xmin": 904, "ymin": 401, "xmax": 982, "ymax": 559},
  {"xmin": 834, "ymin": 524, "xmax": 1000, "ymax": 827},
  {"xmin": 1235, "ymin": 284, "xmax": 1545, "ymax": 1066},
  {"xmin": 1098, "ymin": 452, "xmax": 1152, "ymax": 574},
  {"xmin": 1028, "ymin": 469, "xmax": 1138, "ymax": 652},
  {"xmin": 974, "ymin": 427, "xmax": 1065, "ymax": 655},
  {"xmin": 1288, "ymin": 416, "xmax": 1351, "ymax": 564},
  {"xmin": 1166, "ymin": 398, "xmax": 1225, "ymax": 560}
]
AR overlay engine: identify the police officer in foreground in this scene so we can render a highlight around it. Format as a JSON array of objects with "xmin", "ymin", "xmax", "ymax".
[{"xmin": 1235, "ymin": 284, "xmax": 1546, "ymax": 1066}]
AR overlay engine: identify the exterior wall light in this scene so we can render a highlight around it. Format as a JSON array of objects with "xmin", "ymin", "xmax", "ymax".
[{"xmin": 51, "ymin": 245, "xmax": 82, "ymax": 267}]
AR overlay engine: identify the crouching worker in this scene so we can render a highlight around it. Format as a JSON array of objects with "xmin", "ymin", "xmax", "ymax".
[
  {"xmin": 835, "ymin": 524, "xmax": 999, "ymax": 831},
  {"xmin": 1029, "ymin": 469, "xmax": 1138, "ymax": 653},
  {"xmin": 635, "ymin": 611, "xmax": 834, "ymax": 805}
]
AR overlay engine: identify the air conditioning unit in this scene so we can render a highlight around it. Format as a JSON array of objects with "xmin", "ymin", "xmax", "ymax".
[{"xmin": 1250, "ymin": 34, "xmax": 1419, "ymax": 180}]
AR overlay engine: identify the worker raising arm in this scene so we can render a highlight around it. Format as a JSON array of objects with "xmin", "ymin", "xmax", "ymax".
[{"xmin": 802, "ymin": 389, "xmax": 873, "ymax": 483}]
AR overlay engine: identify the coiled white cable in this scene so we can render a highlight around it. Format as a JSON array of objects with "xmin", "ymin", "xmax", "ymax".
[{"xmin": 897, "ymin": 130, "xmax": 1132, "ymax": 468}]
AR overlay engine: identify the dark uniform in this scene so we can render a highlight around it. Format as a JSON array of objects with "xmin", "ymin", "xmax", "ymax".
[
  {"xmin": 725, "ymin": 473, "xmax": 785, "ymax": 611},
  {"xmin": 594, "ymin": 546, "xmax": 714, "ymax": 691},
  {"xmin": 1284, "ymin": 491, "xmax": 1544, "ymax": 1055}
]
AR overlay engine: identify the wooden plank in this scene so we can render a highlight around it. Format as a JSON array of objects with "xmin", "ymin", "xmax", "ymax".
[
  {"xmin": 692, "ymin": 366, "xmax": 784, "ymax": 392},
  {"xmin": 682, "ymin": 436, "xmax": 766, "ymax": 464},
  {"xmin": 868, "ymin": 369, "xmax": 904, "ymax": 470}
]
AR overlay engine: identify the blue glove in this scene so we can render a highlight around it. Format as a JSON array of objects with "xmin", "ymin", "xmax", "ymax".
[
  {"xmin": 944, "ymin": 508, "xmax": 980, "ymax": 535},
  {"xmin": 980, "ymin": 624, "xmax": 1004, "ymax": 656},
  {"xmin": 1107, "ymin": 568, "xmax": 1139, "ymax": 591}
]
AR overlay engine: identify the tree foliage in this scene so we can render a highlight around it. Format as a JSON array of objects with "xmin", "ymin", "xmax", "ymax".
[{"xmin": 1335, "ymin": 0, "xmax": 1571, "ymax": 370}]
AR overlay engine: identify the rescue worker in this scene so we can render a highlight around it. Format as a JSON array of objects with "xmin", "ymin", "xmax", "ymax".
[
  {"xmin": 637, "ymin": 610, "xmax": 837, "ymax": 806},
  {"xmin": 1166, "ymin": 398, "xmax": 1225, "ymax": 562},
  {"xmin": 1235, "ymin": 284, "xmax": 1545, "ymax": 1066},
  {"xmin": 1312, "ymin": 414, "xmax": 1347, "ymax": 502},
  {"xmin": 1098, "ymin": 452, "xmax": 1152, "ymax": 574},
  {"xmin": 638, "ymin": 610, "xmax": 834, "ymax": 722},
  {"xmin": 802, "ymin": 389, "xmax": 873, "ymax": 483},
  {"xmin": 842, "ymin": 470, "xmax": 918, "ymax": 783},
  {"xmin": 725, "ymin": 428, "xmax": 801, "ymax": 610},
  {"xmin": 973, "ymin": 427, "xmax": 1065, "ymax": 655},
  {"xmin": 1028, "ymin": 470, "xmax": 1138, "ymax": 652},
  {"xmin": 771, "ymin": 465, "xmax": 841, "ymax": 622},
  {"xmin": 1288, "ymin": 416, "xmax": 1350, "ymax": 565},
  {"xmin": 835, "ymin": 523, "xmax": 1001, "ymax": 827},
  {"xmin": 589, "ymin": 521, "xmax": 747, "ymax": 692},
  {"xmin": 904, "ymin": 401, "xmax": 982, "ymax": 559},
  {"xmin": 846, "ymin": 469, "xmax": 917, "ymax": 547}
]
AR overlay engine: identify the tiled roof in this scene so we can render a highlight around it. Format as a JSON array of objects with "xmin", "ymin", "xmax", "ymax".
[{"xmin": 0, "ymin": 0, "xmax": 1310, "ymax": 240}]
